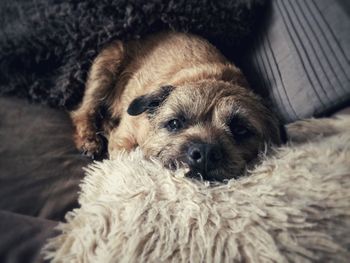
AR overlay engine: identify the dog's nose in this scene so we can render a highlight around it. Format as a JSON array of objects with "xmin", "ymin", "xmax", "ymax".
[{"xmin": 187, "ymin": 143, "xmax": 223, "ymax": 172}]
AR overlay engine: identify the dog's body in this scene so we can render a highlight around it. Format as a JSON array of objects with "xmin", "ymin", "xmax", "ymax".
[{"xmin": 71, "ymin": 32, "xmax": 283, "ymax": 181}]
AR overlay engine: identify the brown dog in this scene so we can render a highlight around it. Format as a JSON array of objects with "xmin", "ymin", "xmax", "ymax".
[{"xmin": 71, "ymin": 32, "xmax": 285, "ymax": 181}]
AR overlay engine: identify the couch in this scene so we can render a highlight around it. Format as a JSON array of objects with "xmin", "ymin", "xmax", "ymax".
[{"xmin": 0, "ymin": 0, "xmax": 349, "ymax": 262}]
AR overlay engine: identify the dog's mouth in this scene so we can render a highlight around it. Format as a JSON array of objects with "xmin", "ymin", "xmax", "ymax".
[
  {"xmin": 167, "ymin": 160, "xmax": 220, "ymax": 181},
  {"xmin": 164, "ymin": 158, "xmax": 237, "ymax": 182},
  {"xmin": 185, "ymin": 169, "xmax": 206, "ymax": 179},
  {"xmin": 185, "ymin": 169, "xmax": 224, "ymax": 182}
]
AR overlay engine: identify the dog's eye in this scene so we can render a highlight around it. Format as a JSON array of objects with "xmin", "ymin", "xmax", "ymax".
[
  {"xmin": 166, "ymin": 119, "xmax": 183, "ymax": 132},
  {"xmin": 231, "ymin": 125, "xmax": 249, "ymax": 137},
  {"xmin": 229, "ymin": 117, "xmax": 252, "ymax": 140}
]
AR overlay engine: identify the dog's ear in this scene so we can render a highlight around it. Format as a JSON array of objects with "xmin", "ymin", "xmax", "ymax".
[{"xmin": 127, "ymin": 85, "xmax": 175, "ymax": 116}]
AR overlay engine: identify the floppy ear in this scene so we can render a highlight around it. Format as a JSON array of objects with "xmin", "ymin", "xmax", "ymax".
[{"xmin": 127, "ymin": 85, "xmax": 175, "ymax": 116}]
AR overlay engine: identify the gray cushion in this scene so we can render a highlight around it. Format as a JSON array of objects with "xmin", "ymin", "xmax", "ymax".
[
  {"xmin": 240, "ymin": 0, "xmax": 350, "ymax": 123},
  {"xmin": 0, "ymin": 97, "xmax": 89, "ymax": 221},
  {"xmin": 0, "ymin": 210, "xmax": 57, "ymax": 263}
]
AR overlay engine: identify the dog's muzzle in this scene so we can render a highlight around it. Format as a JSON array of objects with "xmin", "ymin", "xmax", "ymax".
[{"xmin": 185, "ymin": 143, "xmax": 223, "ymax": 178}]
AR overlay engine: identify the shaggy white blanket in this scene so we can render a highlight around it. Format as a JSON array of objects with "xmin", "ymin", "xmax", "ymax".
[{"xmin": 43, "ymin": 116, "xmax": 350, "ymax": 262}]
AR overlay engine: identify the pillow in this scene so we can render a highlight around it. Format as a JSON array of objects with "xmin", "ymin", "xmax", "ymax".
[
  {"xmin": 239, "ymin": 0, "xmax": 350, "ymax": 123},
  {"xmin": 43, "ymin": 116, "xmax": 350, "ymax": 262},
  {"xmin": 0, "ymin": 211, "xmax": 57, "ymax": 263},
  {"xmin": 0, "ymin": 97, "xmax": 89, "ymax": 221}
]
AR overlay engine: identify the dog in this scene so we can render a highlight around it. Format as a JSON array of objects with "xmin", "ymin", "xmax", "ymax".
[{"xmin": 71, "ymin": 32, "xmax": 285, "ymax": 181}]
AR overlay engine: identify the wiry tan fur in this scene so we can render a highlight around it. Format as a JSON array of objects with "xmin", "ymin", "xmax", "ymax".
[
  {"xmin": 71, "ymin": 32, "xmax": 282, "ymax": 179},
  {"xmin": 43, "ymin": 116, "xmax": 350, "ymax": 262}
]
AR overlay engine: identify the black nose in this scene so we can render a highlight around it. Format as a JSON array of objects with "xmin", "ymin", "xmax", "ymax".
[{"xmin": 187, "ymin": 143, "xmax": 223, "ymax": 172}]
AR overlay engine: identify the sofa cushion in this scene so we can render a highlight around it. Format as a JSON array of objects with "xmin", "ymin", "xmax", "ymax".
[
  {"xmin": 0, "ymin": 97, "xmax": 89, "ymax": 221},
  {"xmin": 0, "ymin": 210, "xmax": 57, "ymax": 263},
  {"xmin": 240, "ymin": 0, "xmax": 350, "ymax": 123}
]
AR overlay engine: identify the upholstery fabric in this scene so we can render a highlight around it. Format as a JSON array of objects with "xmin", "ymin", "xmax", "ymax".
[
  {"xmin": 240, "ymin": 0, "xmax": 350, "ymax": 123},
  {"xmin": 0, "ymin": 97, "xmax": 88, "ymax": 221},
  {"xmin": 0, "ymin": 211, "xmax": 57, "ymax": 263}
]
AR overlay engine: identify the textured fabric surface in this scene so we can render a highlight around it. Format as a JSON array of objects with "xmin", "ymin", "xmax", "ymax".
[
  {"xmin": 0, "ymin": 211, "xmax": 57, "ymax": 263},
  {"xmin": 0, "ymin": 97, "xmax": 89, "ymax": 221},
  {"xmin": 240, "ymin": 0, "xmax": 350, "ymax": 123},
  {"xmin": 0, "ymin": 0, "xmax": 265, "ymax": 109},
  {"xmin": 43, "ymin": 116, "xmax": 350, "ymax": 262}
]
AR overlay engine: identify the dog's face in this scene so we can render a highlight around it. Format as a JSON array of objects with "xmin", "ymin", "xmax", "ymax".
[{"xmin": 127, "ymin": 81, "xmax": 285, "ymax": 181}]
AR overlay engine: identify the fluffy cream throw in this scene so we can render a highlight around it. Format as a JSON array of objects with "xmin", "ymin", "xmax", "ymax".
[{"xmin": 43, "ymin": 116, "xmax": 350, "ymax": 262}]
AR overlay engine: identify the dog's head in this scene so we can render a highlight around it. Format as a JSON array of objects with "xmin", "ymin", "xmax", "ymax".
[{"xmin": 127, "ymin": 81, "xmax": 285, "ymax": 181}]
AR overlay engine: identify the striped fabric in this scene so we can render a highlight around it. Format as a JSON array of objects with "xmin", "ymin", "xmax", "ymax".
[{"xmin": 241, "ymin": 0, "xmax": 350, "ymax": 123}]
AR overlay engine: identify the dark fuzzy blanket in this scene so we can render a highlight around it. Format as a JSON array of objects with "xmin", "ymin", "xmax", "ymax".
[{"xmin": 0, "ymin": 0, "xmax": 265, "ymax": 109}]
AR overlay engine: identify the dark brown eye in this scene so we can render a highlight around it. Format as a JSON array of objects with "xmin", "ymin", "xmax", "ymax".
[
  {"xmin": 231, "ymin": 125, "xmax": 249, "ymax": 136},
  {"xmin": 166, "ymin": 119, "xmax": 183, "ymax": 132},
  {"xmin": 229, "ymin": 117, "xmax": 253, "ymax": 140}
]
